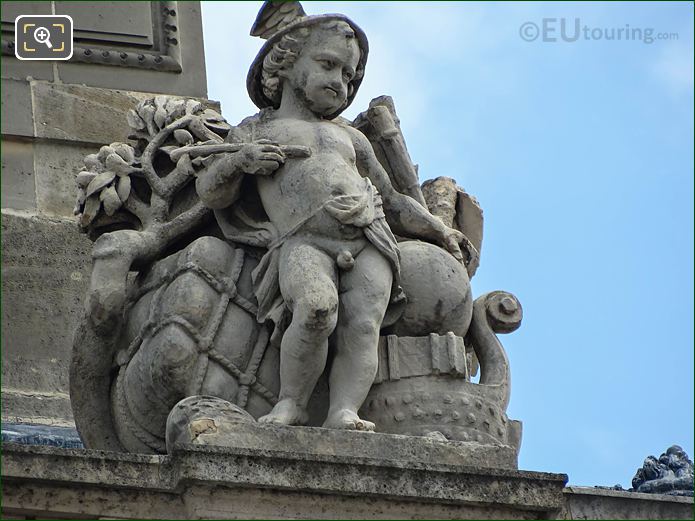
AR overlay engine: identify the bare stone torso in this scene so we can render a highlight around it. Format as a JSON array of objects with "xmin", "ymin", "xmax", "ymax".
[{"xmin": 252, "ymin": 117, "xmax": 368, "ymax": 240}]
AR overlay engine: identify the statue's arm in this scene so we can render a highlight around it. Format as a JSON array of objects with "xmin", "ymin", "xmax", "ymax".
[
  {"xmin": 196, "ymin": 135, "xmax": 286, "ymax": 209},
  {"xmin": 195, "ymin": 154, "xmax": 245, "ymax": 209},
  {"xmin": 350, "ymin": 127, "xmax": 464, "ymax": 262}
]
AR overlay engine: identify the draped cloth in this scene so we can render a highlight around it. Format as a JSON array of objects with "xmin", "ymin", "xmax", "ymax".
[{"xmin": 214, "ymin": 177, "xmax": 405, "ymax": 345}]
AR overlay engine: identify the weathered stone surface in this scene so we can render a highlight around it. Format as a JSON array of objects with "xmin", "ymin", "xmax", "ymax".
[
  {"xmin": 352, "ymin": 95, "xmax": 427, "ymax": 206},
  {"xmin": 34, "ymin": 141, "xmax": 100, "ymax": 218},
  {"xmin": 1, "ymin": 384, "xmax": 74, "ymax": 426},
  {"xmin": 422, "ymin": 176, "xmax": 483, "ymax": 277},
  {"xmin": 1, "ymin": 79, "xmax": 34, "ymax": 137},
  {"xmin": 0, "ymin": 139, "xmax": 36, "ymax": 210},
  {"xmin": 1, "ymin": 212, "xmax": 92, "ymax": 424},
  {"xmin": 0, "ymin": 56, "xmax": 54, "ymax": 82},
  {"xmin": 561, "ymin": 487, "xmax": 694, "ymax": 520},
  {"xmin": 166, "ymin": 410, "xmax": 519, "ymax": 469},
  {"xmin": 3, "ymin": 81, "xmax": 220, "ymax": 149},
  {"xmin": 1, "ymin": 443, "xmax": 568, "ymax": 519},
  {"xmin": 4, "ymin": 443, "xmax": 692, "ymax": 520},
  {"xmin": 31, "ymin": 82, "xmax": 167, "ymax": 145},
  {"xmin": 0, "ymin": 1, "xmax": 52, "ymax": 21},
  {"xmin": 387, "ymin": 240, "xmax": 472, "ymax": 337}
]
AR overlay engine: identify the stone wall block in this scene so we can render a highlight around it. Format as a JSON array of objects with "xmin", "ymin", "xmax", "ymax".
[
  {"xmin": 31, "ymin": 82, "xmax": 155, "ymax": 145},
  {"xmin": 1, "ymin": 212, "xmax": 92, "ymax": 423},
  {"xmin": 1, "ymin": 139, "xmax": 36, "ymax": 210},
  {"xmin": 1, "ymin": 79, "xmax": 34, "ymax": 137},
  {"xmin": 33, "ymin": 141, "xmax": 99, "ymax": 218}
]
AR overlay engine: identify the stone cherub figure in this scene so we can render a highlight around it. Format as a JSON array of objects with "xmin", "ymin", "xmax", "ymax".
[
  {"xmin": 73, "ymin": 1, "xmax": 530, "ymax": 456},
  {"xmin": 197, "ymin": 2, "xmax": 467, "ymax": 430}
]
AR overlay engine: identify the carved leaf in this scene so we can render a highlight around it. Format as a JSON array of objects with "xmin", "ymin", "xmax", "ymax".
[
  {"xmin": 74, "ymin": 189, "xmax": 86, "ymax": 215},
  {"xmin": 100, "ymin": 186, "xmax": 122, "ymax": 216},
  {"xmin": 139, "ymin": 104, "xmax": 157, "ymax": 136},
  {"xmin": 165, "ymin": 99, "xmax": 186, "ymax": 122},
  {"xmin": 202, "ymin": 109, "xmax": 231, "ymax": 134},
  {"xmin": 76, "ymin": 171, "xmax": 97, "ymax": 188},
  {"xmin": 80, "ymin": 194, "xmax": 101, "ymax": 226},
  {"xmin": 97, "ymin": 145, "xmax": 115, "ymax": 162},
  {"xmin": 127, "ymin": 109, "xmax": 147, "ymax": 131},
  {"xmin": 185, "ymin": 99, "xmax": 203, "ymax": 115},
  {"xmin": 154, "ymin": 95, "xmax": 168, "ymax": 112},
  {"xmin": 116, "ymin": 175, "xmax": 131, "ymax": 203},
  {"xmin": 105, "ymin": 153, "xmax": 133, "ymax": 176},
  {"xmin": 153, "ymin": 96, "xmax": 173, "ymax": 129},
  {"xmin": 201, "ymin": 108, "xmax": 225, "ymax": 122},
  {"xmin": 111, "ymin": 143, "xmax": 135, "ymax": 164},
  {"xmin": 174, "ymin": 129, "xmax": 194, "ymax": 145},
  {"xmin": 154, "ymin": 107, "xmax": 167, "ymax": 130},
  {"xmin": 176, "ymin": 154, "xmax": 195, "ymax": 176},
  {"xmin": 84, "ymin": 153, "xmax": 104, "ymax": 173},
  {"xmin": 85, "ymin": 171, "xmax": 116, "ymax": 198}
]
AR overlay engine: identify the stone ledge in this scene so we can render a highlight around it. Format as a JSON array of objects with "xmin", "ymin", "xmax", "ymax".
[
  {"xmin": 172, "ymin": 421, "xmax": 520, "ymax": 469},
  {"xmin": 4, "ymin": 443, "xmax": 693, "ymax": 520},
  {"xmin": 2, "ymin": 442, "xmax": 568, "ymax": 519},
  {"xmin": 561, "ymin": 486, "xmax": 693, "ymax": 520}
]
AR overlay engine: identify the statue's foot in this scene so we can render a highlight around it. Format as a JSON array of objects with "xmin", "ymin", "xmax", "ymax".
[
  {"xmin": 258, "ymin": 398, "xmax": 309, "ymax": 426},
  {"xmin": 323, "ymin": 409, "xmax": 375, "ymax": 431}
]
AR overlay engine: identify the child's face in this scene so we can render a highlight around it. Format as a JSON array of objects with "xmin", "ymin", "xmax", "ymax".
[{"xmin": 282, "ymin": 28, "xmax": 359, "ymax": 116}]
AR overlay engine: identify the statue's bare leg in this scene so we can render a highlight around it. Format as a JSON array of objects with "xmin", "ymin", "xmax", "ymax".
[
  {"xmin": 323, "ymin": 245, "xmax": 392, "ymax": 431},
  {"xmin": 259, "ymin": 240, "xmax": 338, "ymax": 426}
]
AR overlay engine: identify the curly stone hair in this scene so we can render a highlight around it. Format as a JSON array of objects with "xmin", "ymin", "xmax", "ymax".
[{"xmin": 260, "ymin": 20, "xmax": 364, "ymax": 106}]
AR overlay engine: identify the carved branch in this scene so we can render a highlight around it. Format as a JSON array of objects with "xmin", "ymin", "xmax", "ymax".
[
  {"xmin": 158, "ymin": 201, "xmax": 211, "ymax": 240},
  {"xmin": 141, "ymin": 115, "xmax": 197, "ymax": 196},
  {"xmin": 87, "ymin": 201, "xmax": 211, "ymax": 333},
  {"xmin": 160, "ymin": 158, "xmax": 194, "ymax": 200},
  {"xmin": 122, "ymin": 191, "xmax": 151, "ymax": 226},
  {"xmin": 188, "ymin": 118, "xmax": 225, "ymax": 143}
]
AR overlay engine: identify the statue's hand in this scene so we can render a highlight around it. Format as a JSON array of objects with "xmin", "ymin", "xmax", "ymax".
[
  {"xmin": 234, "ymin": 140, "xmax": 286, "ymax": 176},
  {"xmin": 441, "ymin": 227, "xmax": 465, "ymax": 263},
  {"xmin": 441, "ymin": 227, "xmax": 479, "ymax": 267}
]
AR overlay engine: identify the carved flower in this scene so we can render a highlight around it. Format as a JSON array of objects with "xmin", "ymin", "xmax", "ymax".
[
  {"xmin": 127, "ymin": 96, "xmax": 231, "ymax": 140},
  {"xmin": 75, "ymin": 143, "xmax": 139, "ymax": 227}
]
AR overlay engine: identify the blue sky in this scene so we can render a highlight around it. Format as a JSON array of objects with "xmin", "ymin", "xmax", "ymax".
[{"xmin": 201, "ymin": 1, "xmax": 694, "ymax": 487}]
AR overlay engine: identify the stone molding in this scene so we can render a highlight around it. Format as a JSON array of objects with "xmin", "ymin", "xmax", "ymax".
[
  {"xmin": 561, "ymin": 486, "xmax": 694, "ymax": 520},
  {"xmin": 3, "ymin": 443, "xmax": 693, "ymax": 519},
  {"xmin": 2, "ymin": 2, "xmax": 182, "ymax": 72},
  {"xmin": 2, "ymin": 441, "xmax": 568, "ymax": 519}
]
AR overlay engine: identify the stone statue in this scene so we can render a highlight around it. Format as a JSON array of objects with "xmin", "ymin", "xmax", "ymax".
[
  {"xmin": 201, "ymin": 4, "xmax": 469, "ymax": 431},
  {"xmin": 70, "ymin": 1, "xmax": 523, "ymax": 458},
  {"xmin": 631, "ymin": 445, "xmax": 694, "ymax": 496}
]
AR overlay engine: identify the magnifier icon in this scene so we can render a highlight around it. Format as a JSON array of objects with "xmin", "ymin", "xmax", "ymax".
[{"xmin": 33, "ymin": 26, "xmax": 53, "ymax": 49}]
